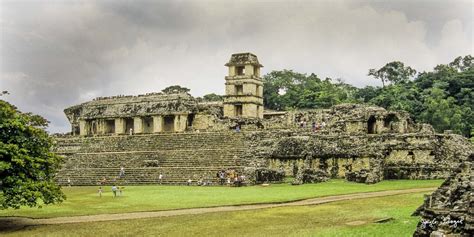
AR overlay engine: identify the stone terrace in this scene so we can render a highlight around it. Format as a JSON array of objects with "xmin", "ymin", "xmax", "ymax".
[{"xmin": 55, "ymin": 132, "xmax": 246, "ymax": 185}]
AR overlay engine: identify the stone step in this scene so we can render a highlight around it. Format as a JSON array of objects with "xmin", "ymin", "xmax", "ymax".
[
  {"xmin": 55, "ymin": 131, "xmax": 247, "ymax": 185},
  {"xmin": 54, "ymin": 132, "xmax": 245, "ymax": 153}
]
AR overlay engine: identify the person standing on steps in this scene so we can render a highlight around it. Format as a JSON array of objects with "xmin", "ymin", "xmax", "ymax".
[
  {"xmin": 119, "ymin": 166, "xmax": 125, "ymax": 178},
  {"xmin": 219, "ymin": 170, "xmax": 226, "ymax": 185},
  {"xmin": 158, "ymin": 173, "xmax": 163, "ymax": 185},
  {"xmin": 100, "ymin": 177, "xmax": 107, "ymax": 185}
]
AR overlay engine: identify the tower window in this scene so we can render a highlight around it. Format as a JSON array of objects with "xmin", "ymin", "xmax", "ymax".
[
  {"xmin": 235, "ymin": 105, "xmax": 243, "ymax": 116},
  {"xmin": 236, "ymin": 66, "xmax": 245, "ymax": 75},
  {"xmin": 235, "ymin": 85, "xmax": 243, "ymax": 95}
]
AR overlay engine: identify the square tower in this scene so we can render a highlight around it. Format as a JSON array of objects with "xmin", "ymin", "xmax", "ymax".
[{"xmin": 223, "ymin": 53, "xmax": 264, "ymax": 119}]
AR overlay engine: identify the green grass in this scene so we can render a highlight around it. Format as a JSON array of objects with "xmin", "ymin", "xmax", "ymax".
[
  {"xmin": 4, "ymin": 192, "xmax": 429, "ymax": 236},
  {"xmin": 0, "ymin": 179, "xmax": 441, "ymax": 218}
]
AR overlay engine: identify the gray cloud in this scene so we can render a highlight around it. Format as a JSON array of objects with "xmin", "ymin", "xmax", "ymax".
[{"xmin": 1, "ymin": 0, "xmax": 472, "ymax": 133}]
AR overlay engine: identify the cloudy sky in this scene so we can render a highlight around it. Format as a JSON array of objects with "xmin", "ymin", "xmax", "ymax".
[{"xmin": 1, "ymin": 0, "xmax": 472, "ymax": 133}]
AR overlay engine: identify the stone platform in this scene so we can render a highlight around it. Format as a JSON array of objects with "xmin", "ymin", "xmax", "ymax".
[{"xmin": 55, "ymin": 132, "xmax": 246, "ymax": 185}]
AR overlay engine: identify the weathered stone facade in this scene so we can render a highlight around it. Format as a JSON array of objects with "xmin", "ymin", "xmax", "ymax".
[
  {"xmin": 56, "ymin": 53, "xmax": 473, "ymax": 185},
  {"xmin": 413, "ymin": 154, "xmax": 473, "ymax": 236},
  {"xmin": 223, "ymin": 53, "xmax": 264, "ymax": 119},
  {"xmin": 64, "ymin": 92, "xmax": 198, "ymax": 136}
]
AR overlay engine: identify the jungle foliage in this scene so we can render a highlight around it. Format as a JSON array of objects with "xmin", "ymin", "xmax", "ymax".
[
  {"xmin": 0, "ymin": 100, "xmax": 65, "ymax": 209},
  {"xmin": 262, "ymin": 55, "xmax": 473, "ymax": 137}
]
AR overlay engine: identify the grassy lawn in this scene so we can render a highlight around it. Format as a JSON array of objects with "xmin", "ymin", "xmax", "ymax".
[
  {"xmin": 0, "ymin": 179, "xmax": 441, "ymax": 218},
  {"xmin": 4, "ymin": 192, "xmax": 429, "ymax": 236}
]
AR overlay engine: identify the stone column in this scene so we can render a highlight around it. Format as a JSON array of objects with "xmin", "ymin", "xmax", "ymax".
[
  {"xmin": 152, "ymin": 116, "xmax": 163, "ymax": 133},
  {"xmin": 245, "ymin": 64, "xmax": 254, "ymax": 76},
  {"xmin": 286, "ymin": 112, "xmax": 295, "ymax": 126},
  {"xmin": 115, "ymin": 118, "xmax": 126, "ymax": 134},
  {"xmin": 375, "ymin": 116, "xmax": 384, "ymax": 134},
  {"xmin": 174, "ymin": 114, "xmax": 187, "ymax": 132},
  {"xmin": 79, "ymin": 120, "xmax": 89, "ymax": 136},
  {"xmin": 133, "ymin": 117, "xmax": 143, "ymax": 134},
  {"xmin": 400, "ymin": 120, "xmax": 407, "ymax": 133},
  {"xmin": 97, "ymin": 119, "xmax": 106, "ymax": 135},
  {"xmin": 228, "ymin": 66, "xmax": 236, "ymax": 76}
]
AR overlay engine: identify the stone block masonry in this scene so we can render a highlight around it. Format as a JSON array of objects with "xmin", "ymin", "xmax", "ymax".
[{"xmin": 55, "ymin": 129, "xmax": 473, "ymax": 185}]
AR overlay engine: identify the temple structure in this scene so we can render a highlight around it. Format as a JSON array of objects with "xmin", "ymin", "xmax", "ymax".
[{"xmin": 57, "ymin": 53, "xmax": 473, "ymax": 186}]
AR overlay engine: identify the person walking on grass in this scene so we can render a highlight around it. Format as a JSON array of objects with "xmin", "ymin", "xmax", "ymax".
[
  {"xmin": 112, "ymin": 185, "xmax": 117, "ymax": 198},
  {"xmin": 98, "ymin": 186, "xmax": 103, "ymax": 197},
  {"xmin": 158, "ymin": 173, "xmax": 163, "ymax": 185}
]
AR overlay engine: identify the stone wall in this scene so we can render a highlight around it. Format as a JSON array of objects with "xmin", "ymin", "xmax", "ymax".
[
  {"xmin": 238, "ymin": 130, "xmax": 473, "ymax": 184},
  {"xmin": 55, "ymin": 127, "xmax": 472, "ymax": 185},
  {"xmin": 413, "ymin": 154, "xmax": 473, "ymax": 236}
]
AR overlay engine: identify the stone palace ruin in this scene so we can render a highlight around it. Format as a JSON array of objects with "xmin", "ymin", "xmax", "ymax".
[{"xmin": 56, "ymin": 53, "xmax": 473, "ymax": 186}]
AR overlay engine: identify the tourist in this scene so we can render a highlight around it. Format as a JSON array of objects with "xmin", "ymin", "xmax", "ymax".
[
  {"xmin": 187, "ymin": 178, "xmax": 192, "ymax": 186},
  {"xmin": 101, "ymin": 177, "xmax": 107, "ymax": 185},
  {"xmin": 98, "ymin": 186, "xmax": 103, "ymax": 197},
  {"xmin": 119, "ymin": 166, "xmax": 125, "ymax": 178},
  {"xmin": 158, "ymin": 173, "xmax": 163, "ymax": 185},
  {"xmin": 312, "ymin": 122, "xmax": 316, "ymax": 132},
  {"xmin": 240, "ymin": 175, "xmax": 246, "ymax": 186},
  {"xmin": 67, "ymin": 177, "xmax": 71, "ymax": 187},
  {"xmin": 129, "ymin": 128, "xmax": 133, "ymax": 135},
  {"xmin": 112, "ymin": 185, "xmax": 117, "ymax": 198},
  {"xmin": 197, "ymin": 177, "xmax": 203, "ymax": 186},
  {"xmin": 234, "ymin": 175, "xmax": 240, "ymax": 187},
  {"xmin": 235, "ymin": 124, "xmax": 240, "ymax": 132},
  {"xmin": 321, "ymin": 121, "xmax": 326, "ymax": 128},
  {"xmin": 219, "ymin": 170, "xmax": 226, "ymax": 185}
]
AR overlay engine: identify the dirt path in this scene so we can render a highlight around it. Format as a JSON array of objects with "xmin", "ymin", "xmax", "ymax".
[{"xmin": 0, "ymin": 187, "xmax": 434, "ymax": 228}]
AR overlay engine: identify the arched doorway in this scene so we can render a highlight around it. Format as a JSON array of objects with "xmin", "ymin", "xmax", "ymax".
[
  {"xmin": 384, "ymin": 114, "xmax": 399, "ymax": 132},
  {"xmin": 367, "ymin": 116, "xmax": 376, "ymax": 134}
]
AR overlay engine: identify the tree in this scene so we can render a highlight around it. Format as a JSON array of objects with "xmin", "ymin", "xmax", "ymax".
[
  {"xmin": 418, "ymin": 86, "xmax": 465, "ymax": 134},
  {"xmin": 368, "ymin": 82, "xmax": 422, "ymax": 116},
  {"xmin": 413, "ymin": 56, "xmax": 473, "ymax": 136},
  {"xmin": 449, "ymin": 55, "xmax": 473, "ymax": 72},
  {"xmin": 0, "ymin": 100, "xmax": 65, "ymax": 209},
  {"xmin": 368, "ymin": 61, "xmax": 416, "ymax": 87},
  {"xmin": 161, "ymin": 85, "xmax": 190, "ymax": 94},
  {"xmin": 262, "ymin": 70, "xmax": 357, "ymax": 110},
  {"xmin": 202, "ymin": 93, "xmax": 223, "ymax": 102},
  {"xmin": 354, "ymin": 86, "xmax": 381, "ymax": 103}
]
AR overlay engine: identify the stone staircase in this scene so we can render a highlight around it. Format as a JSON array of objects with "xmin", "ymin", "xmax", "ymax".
[{"xmin": 55, "ymin": 132, "xmax": 246, "ymax": 185}]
